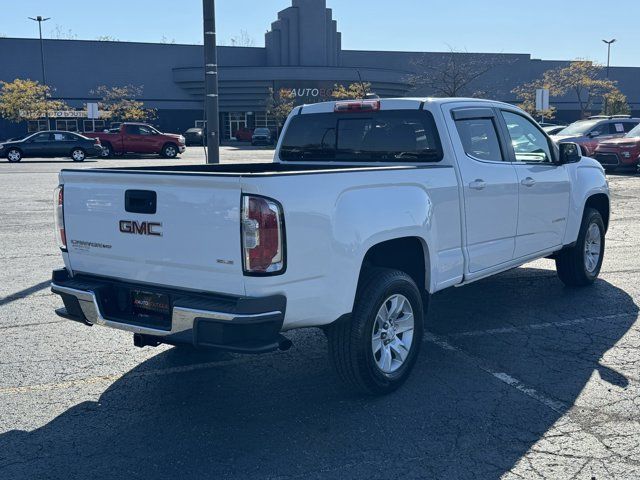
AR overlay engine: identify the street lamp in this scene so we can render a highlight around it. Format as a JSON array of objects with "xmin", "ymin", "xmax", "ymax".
[
  {"xmin": 602, "ymin": 39, "xmax": 616, "ymax": 78},
  {"xmin": 28, "ymin": 15, "xmax": 51, "ymax": 125}
]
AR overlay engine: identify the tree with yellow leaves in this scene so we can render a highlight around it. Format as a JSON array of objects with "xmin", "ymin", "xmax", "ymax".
[{"xmin": 0, "ymin": 78, "xmax": 69, "ymax": 122}]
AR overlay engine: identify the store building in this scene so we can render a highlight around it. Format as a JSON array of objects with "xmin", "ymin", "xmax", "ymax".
[{"xmin": 1, "ymin": 0, "xmax": 639, "ymax": 140}]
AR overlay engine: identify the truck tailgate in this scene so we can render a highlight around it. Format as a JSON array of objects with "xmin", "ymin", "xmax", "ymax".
[{"xmin": 60, "ymin": 171, "xmax": 245, "ymax": 296}]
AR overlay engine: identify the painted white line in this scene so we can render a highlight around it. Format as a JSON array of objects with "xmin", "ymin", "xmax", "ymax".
[
  {"xmin": 450, "ymin": 312, "xmax": 636, "ymax": 338},
  {"xmin": 425, "ymin": 332, "xmax": 567, "ymax": 414}
]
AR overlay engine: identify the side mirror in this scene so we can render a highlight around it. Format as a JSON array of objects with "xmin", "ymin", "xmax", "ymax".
[{"xmin": 558, "ymin": 142, "xmax": 581, "ymax": 164}]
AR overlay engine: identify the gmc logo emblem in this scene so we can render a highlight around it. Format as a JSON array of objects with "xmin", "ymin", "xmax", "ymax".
[{"xmin": 119, "ymin": 220, "xmax": 163, "ymax": 237}]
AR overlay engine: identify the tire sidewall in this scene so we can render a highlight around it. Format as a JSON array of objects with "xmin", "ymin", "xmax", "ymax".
[
  {"xmin": 101, "ymin": 144, "xmax": 112, "ymax": 158},
  {"xmin": 357, "ymin": 273, "xmax": 424, "ymax": 391},
  {"xmin": 579, "ymin": 210, "xmax": 605, "ymax": 282}
]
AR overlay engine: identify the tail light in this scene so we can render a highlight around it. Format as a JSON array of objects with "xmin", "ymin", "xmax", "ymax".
[
  {"xmin": 241, "ymin": 195, "xmax": 285, "ymax": 275},
  {"xmin": 334, "ymin": 100, "xmax": 380, "ymax": 112},
  {"xmin": 53, "ymin": 185, "xmax": 67, "ymax": 250}
]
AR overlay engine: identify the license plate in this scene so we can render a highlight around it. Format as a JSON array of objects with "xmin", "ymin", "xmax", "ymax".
[{"xmin": 132, "ymin": 290, "xmax": 171, "ymax": 317}]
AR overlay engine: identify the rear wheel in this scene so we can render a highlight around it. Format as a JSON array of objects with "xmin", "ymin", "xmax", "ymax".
[
  {"xmin": 7, "ymin": 148, "xmax": 22, "ymax": 162},
  {"xmin": 326, "ymin": 268, "xmax": 424, "ymax": 395},
  {"xmin": 71, "ymin": 148, "xmax": 86, "ymax": 162},
  {"xmin": 162, "ymin": 143, "xmax": 178, "ymax": 158},
  {"xmin": 101, "ymin": 143, "xmax": 113, "ymax": 158},
  {"xmin": 556, "ymin": 208, "xmax": 605, "ymax": 286}
]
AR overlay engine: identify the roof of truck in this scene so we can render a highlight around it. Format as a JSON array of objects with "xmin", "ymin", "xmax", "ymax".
[{"xmin": 298, "ymin": 97, "xmax": 514, "ymax": 114}]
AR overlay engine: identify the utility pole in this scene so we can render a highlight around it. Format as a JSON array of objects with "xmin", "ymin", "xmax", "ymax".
[
  {"xmin": 29, "ymin": 15, "xmax": 51, "ymax": 127},
  {"xmin": 602, "ymin": 39, "xmax": 616, "ymax": 115},
  {"xmin": 203, "ymin": 0, "xmax": 220, "ymax": 163}
]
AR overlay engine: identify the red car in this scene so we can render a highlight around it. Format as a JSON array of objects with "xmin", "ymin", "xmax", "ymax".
[
  {"xmin": 551, "ymin": 116, "xmax": 639, "ymax": 157},
  {"xmin": 594, "ymin": 123, "xmax": 640, "ymax": 172},
  {"xmin": 233, "ymin": 127, "xmax": 254, "ymax": 142},
  {"xmin": 86, "ymin": 123, "xmax": 186, "ymax": 158}
]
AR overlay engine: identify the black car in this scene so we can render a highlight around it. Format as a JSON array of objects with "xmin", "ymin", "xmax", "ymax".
[
  {"xmin": 0, "ymin": 131, "xmax": 103, "ymax": 163},
  {"xmin": 251, "ymin": 127, "xmax": 274, "ymax": 146},
  {"xmin": 184, "ymin": 127, "xmax": 206, "ymax": 146}
]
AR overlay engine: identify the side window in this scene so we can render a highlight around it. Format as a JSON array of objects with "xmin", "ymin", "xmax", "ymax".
[
  {"xmin": 32, "ymin": 133, "xmax": 51, "ymax": 143},
  {"xmin": 138, "ymin": 126, "xmax": 153, "ymax": 136},
  {"xmin": 623, "ymin": 122, "xmax": 638, "ymax": 133},
  {"xmin": 610, "ymin": 123, "xmax": 626, "ymax": 134},
  {"xmin": 125, "ymin": 125, "xmax": 140, "ymax": 135},
  {"xmin": 501, "ymin": 111, "xmax": 552, "ymax": 163},
  {"xmin": 590, "ymin": 124, "xmax": 607, "ymax": 137},
  {"xmin": 455, "ymin": 118, "xmax": 504, "ymax": 161}
]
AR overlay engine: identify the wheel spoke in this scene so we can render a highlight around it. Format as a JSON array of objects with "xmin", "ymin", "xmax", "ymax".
[
  {"xmin": 372, "ymin": 334, "xmax": 382, "ymax": 355},
  {"xmin": 380, "ymin": 346, "xmax": 393, "ymax": 372},
  {"xmin": 394, "ymin": 313, "xmax": 414, "ymax": 333},
  {"xmin": 390, "ymin": 338, "xmax": 409, "ymax": 362}
]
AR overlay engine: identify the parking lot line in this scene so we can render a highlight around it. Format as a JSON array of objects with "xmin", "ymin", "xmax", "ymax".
[
  {"xmin": 449, "ymin": 312, "xmax": 637, "ymax": 338},
  {"xmin": 425, "ymin": 332, "xmax": 568, "ymax": 414}
]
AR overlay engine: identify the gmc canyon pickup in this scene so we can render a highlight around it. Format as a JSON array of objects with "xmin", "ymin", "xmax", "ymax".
[{"xmin": 51, "ymin": 98, "xmax": 610, "ymax": 394}]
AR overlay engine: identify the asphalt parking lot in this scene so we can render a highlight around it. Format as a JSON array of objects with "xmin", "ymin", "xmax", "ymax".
[{"xmin": 0, "ymin": 148, "xmax": 638, "ymax": 479}]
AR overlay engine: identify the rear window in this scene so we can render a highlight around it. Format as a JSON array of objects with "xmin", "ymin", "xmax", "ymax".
[{"xmin": 279, "ymin": 110, "xmax": 443, "ymax": 162}]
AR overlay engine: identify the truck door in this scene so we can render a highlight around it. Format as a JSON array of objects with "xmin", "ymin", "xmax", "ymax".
[
  {"xmin": 123, "ymin": 125, "xmax": 156, "ymax": 153},
  {"xmin": 497, "ymin": 109, "xmax": 570, "ymax": 258},
  {"xmin": 449, "ymin": 107, "xmax": 519, "ymax": 273}
]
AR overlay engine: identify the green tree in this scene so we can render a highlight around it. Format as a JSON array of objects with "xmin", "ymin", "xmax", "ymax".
[
  {"xmin": 601, "ymin": 88, "xmax": 631, "ymax": 116},
  {"xmin": 0, "ymin": 78, "xmax": 68, "ymax": 123},
  {"xmin": 91, "ymin": 85, "xmax": 156, "ymax": 122},
  {"xmin": 331, "ymin": 82, "xmax": 372, "ymax": 100},
  {"xmin": 266, "ymin": 88, "xmax": 296, "ymax": 135}
]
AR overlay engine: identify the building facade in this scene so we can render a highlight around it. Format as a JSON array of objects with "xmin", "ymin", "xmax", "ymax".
[{"xmin": 1, "ymin": 0, "xmax": 639, "ymax": 139}]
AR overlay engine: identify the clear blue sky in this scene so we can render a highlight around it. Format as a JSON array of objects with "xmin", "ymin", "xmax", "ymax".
[{"xmin": 3, "ymin": 0, "xmax": 639, "ymax": 66}]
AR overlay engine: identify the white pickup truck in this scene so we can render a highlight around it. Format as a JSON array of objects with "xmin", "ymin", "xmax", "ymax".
[{"xmin": 51, "ymin": 98, "xmax": 610, "ymax": 394}]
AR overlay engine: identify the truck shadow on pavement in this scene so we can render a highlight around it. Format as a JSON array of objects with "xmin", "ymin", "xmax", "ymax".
[{"xmin": 0, "ymin": 266, "xmax": 637, "ymax": 479}]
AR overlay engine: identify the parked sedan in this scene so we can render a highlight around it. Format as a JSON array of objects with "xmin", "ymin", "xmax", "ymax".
[{"xmin": 0, "ymin": 131, "xmax": 103, "ymax": 162}]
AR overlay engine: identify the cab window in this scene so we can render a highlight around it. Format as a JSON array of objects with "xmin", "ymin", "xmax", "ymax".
[
  {"xmin": 501, "ymin": 111, "xmax": 552, "ymax": 163},
  {"xmin": 32, "ymin": 133, "xmax": 51, "ymax": 143},
  {"xmin": 454, "ymin": 118, "xmax": 504, "ymax": 161}
]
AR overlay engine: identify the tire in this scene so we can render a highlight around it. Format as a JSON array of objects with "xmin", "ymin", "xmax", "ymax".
[
  {"xmin": 326, "ymin": 268, "xmax": 425, "ymax": 395},
  {"xmin": 161, "ymin": 143, "xmax": 178, "ymax": 158},
  {"xmin": 6, "ymin": 148, "xmax": 22, "ymax": 163},
  {"xmin": 101, "ymin": 143, "xmax": 113, "ymax": 158},
  {"xmin": 71, "ymin": 148, "xmax": 86, "ymax": 162},
  {"xmin": 555, "ymin": 208, "xmax": 605, "ymax": 287}
]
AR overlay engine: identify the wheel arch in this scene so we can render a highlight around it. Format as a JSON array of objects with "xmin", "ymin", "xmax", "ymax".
[
  {"xmin": 357, "ymin": 237, "xmax": 431, "ymax": 296},
  {"xmin": 584, "ymin": 193, "xmax": 610, "ymax": 232}
]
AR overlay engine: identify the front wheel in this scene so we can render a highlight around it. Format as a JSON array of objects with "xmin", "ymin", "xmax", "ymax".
[
  {"xmin": 7, "ymin": 148, "xmax": 22, "ymax": 162},
  {"xmin": 71, "ymin": 148, "xmax": 86, "ymax": 162},
  {"xmin": 161, "ymin": 143, "xmax": 178, "ymax": 158},
  {"xmin": 326, "ymin": 268, "xmax": 425, "ymax": 395},
  {"xmin": 101, "ymin": 143, "xmax": 113, "ymax": 158},
  {"xmin": 555, "ymin": 208, "xmax": 605, "ymax": 286}
]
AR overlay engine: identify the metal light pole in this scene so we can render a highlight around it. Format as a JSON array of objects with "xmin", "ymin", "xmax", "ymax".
[
  {"xmin": 602, "ymin": 39, "xmax": 616, "ymax": 78},
  {"xmin": 203, "ymin": 0, "xmax": 220, "ymax": 164},
  {"xmin": 602, "ymin": 39, "xmax": 616, "ymax": 115},
  {"xmin": 29, "ymin": 16, "xmax": 51, "ymax": 126}
]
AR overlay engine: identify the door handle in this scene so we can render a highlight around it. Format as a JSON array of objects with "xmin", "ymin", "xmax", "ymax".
[
  {"xmin": 521, "ymin": 177, "xmax": 536, "ymax": 187},
  {"xmin": 469, "ymin": 179, "xmax": 487, "ymax": 190}
]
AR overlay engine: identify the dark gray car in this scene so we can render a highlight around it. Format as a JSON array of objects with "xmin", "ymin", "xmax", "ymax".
[
  {"xmin": 0, "ymin": 131, "xmax": 103, "ymax": 162},
  {"xmin": 251, "ymin": 127, "xmax": 274, "ymax": 146}
]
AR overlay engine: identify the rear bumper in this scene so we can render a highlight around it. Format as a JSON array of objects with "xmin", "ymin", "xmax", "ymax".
[{"xmin": 51, "ymin": 269, "xmax": 288, "ymax": 353}]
